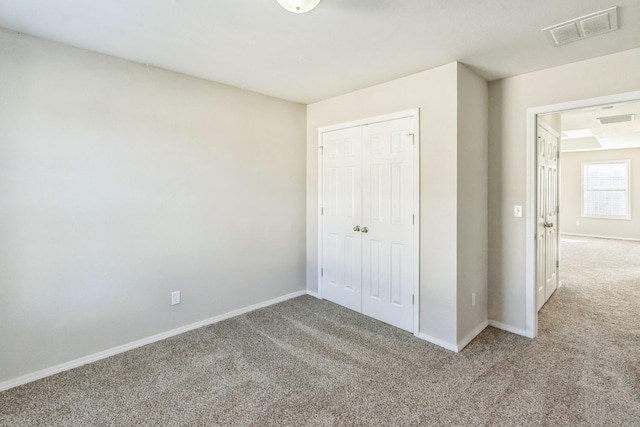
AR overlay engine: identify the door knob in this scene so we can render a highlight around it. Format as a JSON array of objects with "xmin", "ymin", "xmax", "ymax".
[
  {"xmin": 353, "ymin": 225, "xmax": 361, "ymax": 232},
  {"xmin": 361, "ymin": 226, "xmax": 368, "ymax": 233},
  {"xmin": 544, "ymin": 222, "xmax": 554, "ymax": 228}
]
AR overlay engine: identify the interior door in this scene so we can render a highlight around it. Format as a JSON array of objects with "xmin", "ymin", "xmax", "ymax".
[
  {"xmin": 321, "ymin": 126, "xmax": 363, "ymax": 312},
  {"xmin": 321, "ymin": 115, "xmax": 416, "ymax": 333},
  {"xmin": 536, "ymin": 122, "xmax": 559, "ymax": 310},
  {"xmin": 361, "ymin": 118, "xmax": 415, "ymax": 332}
]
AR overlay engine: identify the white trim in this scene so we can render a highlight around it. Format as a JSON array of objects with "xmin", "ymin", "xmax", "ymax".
[
  {"xmin": 317, "ymin": 109, "xmax": 419, "ymax": 134},
  {"xmin": 457, "ymin": 320, "xmax": 489, "ymax": 351},
  {"xmin": 488, "ymin": 320, "xmax": 527, "ymax": 337},
  {"xmin": 317, "ymin": 108, "xmax": 421, "ymax": 335},
  {"xmin": 525, "ymin": 108, "xmax": 537, "ymax": 338},
  {"xmin": 317, "ymin": 144, "xmax": 324, "ymax": 299},
  {"xmin": 306, "ymin": 290, "xmax": 321, "ymax": 299},
  {"xmin": 526, "ymin": 90, "xmax": 640, "ymax": 340},
  {"xmin": 412, "ymin": 113, "xmax": 421, "ymax": 337},
  {"xmin": 416, "ymin": 332, "xmax": 458, "ymax": 352},
  {"xmin": 0, "ymin": 290, "xmax": 306, "ymax": 392},
  {"xmin": 561, "ymin": 232, "xmax": 640, "ymax": 242}
]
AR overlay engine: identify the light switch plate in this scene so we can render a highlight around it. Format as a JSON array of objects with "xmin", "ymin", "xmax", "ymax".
[
  {"xmin": 514, "ymin": 205, "xmax": 523, "ymax": 217},
  {"xmin": 171, "ymin": 291, "xmax": 181, "ymax": 305}
]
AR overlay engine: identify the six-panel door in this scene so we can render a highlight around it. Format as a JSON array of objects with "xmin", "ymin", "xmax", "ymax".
[
  {"xmin": 322, "ymin": 126, "xmax": 363, "ymax": 312},
  {"xmin": 321, "ymin": 117, "xmax": 415, "ymax": 332},
  {"xmin": 536, "ymin": 123, "xmax": 559, "ymax": 311},
  {"xmin": 360, "ymin": 118, "xmax": 414, "ymax": 332}
]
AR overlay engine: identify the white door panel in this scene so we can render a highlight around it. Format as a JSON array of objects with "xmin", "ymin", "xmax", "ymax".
[
  {"xmin": 321, "ymin": 116, "xmax": 416, "ymax": 332},
  {"xmin": 322, "ymin": 126, "xmax": 363, "ymax": 312},
  {"xmin": 536, "ymin": 123, "xmax": 559, "ymax": 311},
  {"xmin": 361, "ymin": 118, "xmax": 414, "ymax": 332}
]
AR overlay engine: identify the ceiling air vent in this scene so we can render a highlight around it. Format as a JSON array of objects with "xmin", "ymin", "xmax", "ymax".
[
  {"xmin": 542, "ymin": 6, "xmax": 618, "ymax": 47},
  {"xmin": 597, "ymin": 114, "xmax": 636, "ymax": 125}
]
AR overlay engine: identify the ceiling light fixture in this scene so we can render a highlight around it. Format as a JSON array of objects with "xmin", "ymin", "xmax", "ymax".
[{"xmin": 276, "ymin": 0, "xmax": 321, "ymax": 13}]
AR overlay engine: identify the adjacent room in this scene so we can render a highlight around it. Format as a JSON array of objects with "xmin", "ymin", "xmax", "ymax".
[
  {"xmin": 1, "ymin": 0, "xmax": 639, "ymax": 424},
  {"xmin": 537, "ymin": 101, "xmax": 640, "ymax": 311},
  {"xmin": 536, "ymin": 101, "xmax": 640, "ymax": 345}
]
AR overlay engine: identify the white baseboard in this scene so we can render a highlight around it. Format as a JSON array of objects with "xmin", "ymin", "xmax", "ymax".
[
  {"xmin": 416, "ymin": 332, "xmax": 458, "ymax": 352},
  {"xmin": 561, "ymin": 232, "xmax": 640, "ymax": 242},
  {"xmin": 488, "ymin": 320, "xmax": 527, "ymax": 337},
  {"xmin": 0, "ymin": 289, "xmax": 306, "ymax": 392},
  {"xmin": 417, "ymin": 321, "xmax": 489, "ymax": 353},
  {"xmin": 457, "ymin": 320, "xmax": 489, "ymax": 351},
  {"xmin": 306, "ymin": 290, "xmax": 321, "ymax": 299}
]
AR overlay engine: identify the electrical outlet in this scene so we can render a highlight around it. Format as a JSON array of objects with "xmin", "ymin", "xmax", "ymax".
[
  {"xmin": 513, "ymin": 205, "xmax": 522, "ymax": 217},
  {"xmin": 472, "ymin": 292, "xmax": 476, "ymax": 307},
  {"xmin": 171, "ymin": 291, "xmax": 181, "ymax": 305}
]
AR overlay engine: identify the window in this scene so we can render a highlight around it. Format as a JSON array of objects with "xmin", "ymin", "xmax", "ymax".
[{"xmin": 582, "ymin": 160, "xmax": 631, "ymax": 219}]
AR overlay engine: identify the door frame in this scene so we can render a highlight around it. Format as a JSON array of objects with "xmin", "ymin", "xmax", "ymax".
[
  {"xmin": 317, "ymin": 108, "xmax": 421, "ymax": 336},
  {"xmin": 525, "ymin": 90, "xmax": 640, "ymax": 338}
]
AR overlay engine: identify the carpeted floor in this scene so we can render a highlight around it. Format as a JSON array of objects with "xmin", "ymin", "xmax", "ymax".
[{"xmin": 1, "ymin": 236, "xmax": 639, "ymax": 426}]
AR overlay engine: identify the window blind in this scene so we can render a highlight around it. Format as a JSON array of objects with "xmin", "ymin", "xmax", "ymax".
[{"xmin": 583, "ymin": 161, "xmax": 630, "ymax": 218}]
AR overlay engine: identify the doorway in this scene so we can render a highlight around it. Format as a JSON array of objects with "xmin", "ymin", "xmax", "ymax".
[{"xmin": 527, "ymin": 91, "xmax": 640, "ymax": 336}]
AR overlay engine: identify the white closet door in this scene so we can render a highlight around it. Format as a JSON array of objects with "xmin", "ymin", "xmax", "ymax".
[
  {"xmin": 361, "ymin": 118, "xmax": 414, "ymax": 332},
  {"xmin": 321, "ymin": 126, "xmax": 363, "ymax": 312}
]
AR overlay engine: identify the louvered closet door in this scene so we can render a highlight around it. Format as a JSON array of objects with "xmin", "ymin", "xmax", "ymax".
[
  {"xmin": 361, "ymin": 118, "xmax": 415, "ymax": 332},
  {"xmin": 321, "ymin": 126, "xmax": 363, "ymax": 312}
]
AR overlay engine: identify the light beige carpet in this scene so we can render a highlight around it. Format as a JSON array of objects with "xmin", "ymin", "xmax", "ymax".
[{"xmin": 1, "ymin": 236, "xmax": 639, "ymax": 425}]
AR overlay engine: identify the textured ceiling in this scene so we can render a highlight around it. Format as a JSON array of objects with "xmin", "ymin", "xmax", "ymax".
[{"xmin": 0, "ymin": 0, "xmax": 639, "ymax": 104}]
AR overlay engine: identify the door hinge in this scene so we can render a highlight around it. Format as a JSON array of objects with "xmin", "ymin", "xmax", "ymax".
[
  {"xmin": 412, "ymin": 294, "xmax": 415, "ymax": 305},
  {"xmin": 321, "ymin": 268, "xmax": 323, "ymax": 277},
  {"xmin": 412, "ymin": 214, "xmax": 415, "ymax": 224},
  {"xmin": 556, "ymin": 205, "xmax": 559, "ymax": 214},
  {"xmin": 556, "ymin": 260, "xmax": 559, "ymax": 268},
  {"xmin": 321, "ymin": 207, "xmax": 323, "ymax": 215}
]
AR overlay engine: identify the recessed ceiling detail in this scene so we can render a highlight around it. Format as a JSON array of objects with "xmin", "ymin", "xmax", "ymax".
[
  {"xmin": 542, "ymin": 6, "xmax": 618, "ymax": 47},
  {"xmin": 562, "ymin": 129, "xmax": 594, "ymax": 139},
  {"xmin": 558, "ymin": 100, "xmax": 640, "ymax": 152}
]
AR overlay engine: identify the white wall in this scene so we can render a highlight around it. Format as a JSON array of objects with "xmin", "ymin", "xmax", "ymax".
[
  {"xmin": 560, "ymin": 148, "xmax": 640, "ymax": 240},
  {"xmin": 488, "ymin": 48, "xmax": 640, "ymax": 332},
  {"xmin": 307, "ymin": 62, "xmax": 488, "ymax": 348},
  {"xmin": 0, "ymin": 29, "xmax": 307, "ymax": 384},
  {"xmin": 456, "ymin": 64, "xmax": 489, "ymax": 343}
]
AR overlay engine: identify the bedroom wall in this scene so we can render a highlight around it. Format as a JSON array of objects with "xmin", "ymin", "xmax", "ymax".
[
  {"xmin": 456, "ymin": 64, "xmax": 489, "ymax": 344},
  {"xmin": 560, "ymin": 148, "xmax": 640, "ymax": 240},
  {"xmin": 0, "ymin": 29, "xmax": 307, "ymax": 384}
]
